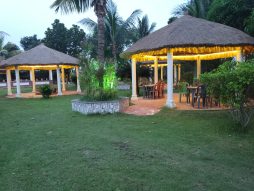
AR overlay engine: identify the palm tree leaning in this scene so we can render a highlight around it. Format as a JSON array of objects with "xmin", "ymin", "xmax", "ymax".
[{"xmin": 51, "ymin": 0, "xmax": 107, "ymax": 63}]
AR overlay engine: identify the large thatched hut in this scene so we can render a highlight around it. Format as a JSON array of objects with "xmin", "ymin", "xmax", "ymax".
[
  {"xmin": 122, "ymin": 15, "xmax": 254, "ymax": 108},
  {"xmin": 0, "ymin": 44, "xmax": 81, "ymax": 97}
]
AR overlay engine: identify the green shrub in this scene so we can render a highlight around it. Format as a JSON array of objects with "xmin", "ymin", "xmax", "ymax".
[
  {"xmin": 39, "ymin": 85, "xmax": 52, "ymax": 99},
  {"xmin": 181, "ymin": 71, "xmax": 194, "ymax": 85},
  {"xmin": 201, "ymin": 60, "xmax": 254, "ymax": 129},
  {"xmin": 80, "ymin": 58, "xmax": 118, "ymax": 101}
]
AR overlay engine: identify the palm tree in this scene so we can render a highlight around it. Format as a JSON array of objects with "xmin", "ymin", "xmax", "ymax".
[
  {"xmin": 0, "ymin": 35, "xmax": 21, "ymax": 60},
  {"xmin": 173, "ymin": 0, "xmax": 213, "ymax": 18},
  {"xmin": 134, "ymin": 15, "xmax": 156, "ymax": 40},
  {"xmin": 51, "ymin": 0, "xmax": 107, "ymax": 62},
  {"xmin": 79, "ymin": 0, "xmax": 141, "ymax": 63}
]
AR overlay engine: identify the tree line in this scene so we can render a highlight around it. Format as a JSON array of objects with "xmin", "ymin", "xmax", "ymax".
[{"xmin": 169, "ymin": 0, "xmax": 254, "ymax": 36}]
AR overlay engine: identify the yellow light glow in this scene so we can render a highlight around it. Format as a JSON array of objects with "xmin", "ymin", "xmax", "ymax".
[{"xmin": 5, "ymin": 65, "xmax": 76, "ymax": 71}]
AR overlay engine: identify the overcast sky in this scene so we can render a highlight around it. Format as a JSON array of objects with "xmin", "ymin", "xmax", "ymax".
[{"xmin": 1, "ymin": 0, "xmax": 186, "ymax": 48}]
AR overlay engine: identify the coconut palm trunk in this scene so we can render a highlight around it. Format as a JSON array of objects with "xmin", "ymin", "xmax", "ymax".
[{"xmin": 93, "ymin": 0, "xmax": 106, "ymax": 63}]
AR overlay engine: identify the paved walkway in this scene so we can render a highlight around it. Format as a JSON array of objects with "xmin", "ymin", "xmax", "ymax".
[{"xmin": 123, "ymin": 94, "xmax": 223, "ymax": 116}]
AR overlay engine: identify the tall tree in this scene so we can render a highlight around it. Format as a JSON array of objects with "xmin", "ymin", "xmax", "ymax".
[
  {"xmin": 208, "ymin": 0, "xmax": 254, "ymax": 32},
  {"xmin": 43, "ymin": 19, "xmax": 68, "ymax": 53},
  {"xmin": 20, "ymin": 35, "xmax": 41, "ymax": 51},
  {"xmin": 79, "ymin": 0, "xmax": 141, "ymax": 62},
  {"xmin": 67, "ymin": 25, "xmax": 86, "ymax": 57},
  {"xmin": 173, "ymin": 0, "xmax": 213, "ymax": 18},
  {"xmin": 51, "ymin": 0, "xmax": 107, "ymax": 62},
  {"xmin": 134, "ymin": 15, "xmax": 156, "ymax": 40}
]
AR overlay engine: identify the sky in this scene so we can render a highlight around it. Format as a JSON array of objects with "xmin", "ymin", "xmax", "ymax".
[{"xmin": 0, "ymin": 0, "xmax": 186, "ymax": 49}]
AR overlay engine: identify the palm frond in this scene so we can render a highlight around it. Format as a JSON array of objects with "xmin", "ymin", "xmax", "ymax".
[
  {"xmin": 51, "ymin": 0, "xmax": 92, "ymax": 14},
  {"xmin": 79, "ymin": 18, "xmax": 97, "ymax": 31}
]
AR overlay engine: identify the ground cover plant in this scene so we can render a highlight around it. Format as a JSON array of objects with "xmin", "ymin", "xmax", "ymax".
[{"xmin": 0, "ymin": 88, "xmax": 254, "ymax": 191}]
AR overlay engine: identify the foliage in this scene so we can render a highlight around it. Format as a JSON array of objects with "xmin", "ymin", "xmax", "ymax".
[
  {"xmin": 181, "ymin": 71, "xmax": 194, "ymax": 85},
  {"xmin": 43, "ymin": 20, "xmax": 86, "ymax": 57},
  {"xmin": 201, "ymin": 60, "xmax": 254, "ymax": 128},
  {"xmin": 0, "ymin": 35, "xmax": 21, "ymax": 60},
  {"xmin": 173, "ymin": 0, "xmax": 213, "ymax": 18},
  {"xmin": 172, "ymin": 0, "xmax": 254, "ymax": 37},
  {"xmin": 245, "ymin": 10, "xmax": 254, "ymax": 36},
  {"xmin": 133, "ymin": 15, "xmax": 156, "ymax": 40},
  {"xmin": 51, "ymin": 0, "xmax": 107, "ymax": 62},
  {"xmin": 80, "ymin": 58, "xmax": 117, "ymax": 101},
  {"xmin": 208, "ymin": 0, "xmax": 254, "ymax": 31},
  {"xmin": 20, "ymin": 35, "xmax": 41, "ymax": 51},
  {"xmin": 43, "ymin": 19, "xmax": 68, "ymax": 53},
  {"xmin": 79, "ymin": 0, "xmax": 141, "ymax": 63},
  {"xmin": 67, "ymin": 25, "xmax": 86, "ymax": 57},
  {"xmin": 39, "ymin": 85, "xmax": 52, "ymax": 99}
]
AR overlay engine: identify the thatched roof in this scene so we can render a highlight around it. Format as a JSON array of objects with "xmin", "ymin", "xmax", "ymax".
[
  {"xmin": 0, "ymin": 44, "xmax": 79, "ymax": 67},
  {"xmin": 123, "ymin": 15, "xmax": 254, "ymax": 57}
]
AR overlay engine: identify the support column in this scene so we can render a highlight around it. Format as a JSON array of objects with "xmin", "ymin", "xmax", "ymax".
[
  {"xmin": 49, "ymin": 70, "xmax": 53, "ymax": 81},
  {"xmin": 154, "ymin": 57, "xmax": 158, "ymax": 83},
  {"xmin": 29, "ymin": 70, "xmax": 33, "ymax": 81},
  {"xmin": 178, "ymin": 64, "xmax": 181, "ymax": 82},
  {"xmin": 6, "ymin": 69, "xmax": 12, "ymax": 96},
  {"xmin": 160, "ymin": 66, "xmax": 164, "ymax": 80},
  {"xmin": 15, "ymin": 67, "xmax": 21, "ymax": 97},
  {"xmin": 166, "ymin": 50, "xmax": 176, "ymax": 108},
  {"xmin": 31, "ymin": 68, "xmax": 36, "ymax": 93},
  {"xmin": 75, "ymin": 66, "xmax": 81, "ymax": 93},
  {"xmin": 56, "ymin": 66, "xmax": 62, "ymax": 96},
  {"xmin": 61, "ymin": 67, "xmax": 66, "ymax": 92},
  {"xmin": 236, "ymin": 50, "xmax": 243, "ymax": 62},
  {"xmin": 196, "ymin": 56, "xmax": 201, "ymax": 79},
  {"xmin": 131, "ymin": 58, "xmax": 138, "ymax": 100},
  {"xmin": 174, "ymin": 64, "xmax": 177, "ymax": 83}
]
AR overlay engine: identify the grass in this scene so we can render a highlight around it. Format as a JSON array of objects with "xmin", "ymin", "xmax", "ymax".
[{"xmin": 0, "ymin": 88, "xmax": 254, "ymax": 191}]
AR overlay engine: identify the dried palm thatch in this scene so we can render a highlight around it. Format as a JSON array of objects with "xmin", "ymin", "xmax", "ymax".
[
  {"xmin": 122, "ymin": 15, "xmax": 254, "ymax": 58},
  {"xmin": 0, "ymin": 44, "xmax": 79, "ymax": 67}
]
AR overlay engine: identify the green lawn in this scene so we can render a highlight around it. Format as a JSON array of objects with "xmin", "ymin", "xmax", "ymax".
[{"xmin": 0, "ymin": 89, "xmax": 254, "ymax": 191}]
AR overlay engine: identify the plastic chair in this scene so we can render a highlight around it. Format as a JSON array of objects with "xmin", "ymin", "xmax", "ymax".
[{"xmin": 178, "ymin": 82, "xmax": 190, "ymax": 103}]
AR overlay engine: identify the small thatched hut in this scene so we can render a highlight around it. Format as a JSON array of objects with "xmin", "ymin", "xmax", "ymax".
[
  {"xmin": 0, "ymin": 44, "xmax": 81, "ymax": 97},
  {"xmin": 121, "ymin": 15, "xmax": 254, "ymax": 108}
]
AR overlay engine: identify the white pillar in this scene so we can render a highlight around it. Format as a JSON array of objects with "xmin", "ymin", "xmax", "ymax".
[
  {"xmin": 61, "ymin": 67, "xmax": 66, "ymax": 91},
  {"xmin": 15, "ymin": 67, "xmax": 21, "ymax": 97},
  {"xmin": 131, "ymin": 58, "xmax": 138, "ymax": 100},
  {"xmin": 6, "ymin": 69, "xmax": 12, "ymax": 96},
  {"xmin": 174, "ymin": 64, "xmax": 177, "ymax": 83},
  {"xmin": 49, "ymin": 70, "xmax": 53, "ymax": 81},
  {"xmin": 166, "ymin": 51, "xmax": 175, "ymax": 108},
  {"xmin": 29, "ymin": 70, "xmax": 33, "ymax": 81},
  {"xmin": 31, "ymin": 68, "xmax": 36, "ymax": 93},
  {"xmin": 75, "ymin": 66, "xmax": 81, "ymax": 93},
  {"xmin": 197, "ymin": 57, "xmax": 201, "ymax": 79},
  {"xmin": 154, "ymin": 57, "xmax": 158, "ymax": 83},
  {"xmin": 178, "ymin": 64, "xmax": 181, "ymax": 82},
  {"xmin": 56, "ymin": 66, "xmax": 62, "ymax": 96},
  {"xmin": 161, "ymin": 66, "xmax": 164, "ymax": 80},
  {"xmin": 236, "ymin": 50, "xmax": 243, "ymax": 62}
]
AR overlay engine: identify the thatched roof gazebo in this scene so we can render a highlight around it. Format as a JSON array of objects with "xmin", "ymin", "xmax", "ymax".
[
  {"xmin": 121, "ymin": 15, "xmax": 254, "ymax": 108},
  {"xmin": 0, "ymin": 44, "xmax": 81, "ymax": 97}
]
